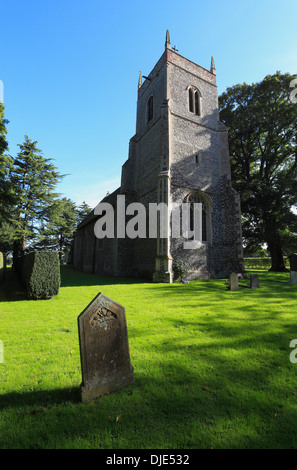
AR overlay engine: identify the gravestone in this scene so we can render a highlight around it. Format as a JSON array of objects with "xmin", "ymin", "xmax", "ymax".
[
  {"xmin": 229, "ymin": 272, "xmax": 238, "ymax": 291},
  {"xmin": 250, "ymin": 274, "xmax": 259, "ymax": 289},
  {"xmin": 289, "ymin": 271, "xmax": 297, "ymax": 285},
  {"xmin": 289, "ymin": 254, "xmax": 297, "ymax": 272},
  {"xmin": 78, "ymin": 292, "xmax": 134, "ymax": 402}
]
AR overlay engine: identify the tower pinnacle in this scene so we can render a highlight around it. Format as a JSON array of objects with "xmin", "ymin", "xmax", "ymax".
[
  {"xmin": 210, "ymin": 56, "xmax": 216, "ymax": 75},
  {"xmin": 138, "ymin": 71, "xmax": 142, "ymax": 89},
  {"xmin": 165, "ymin": 29, "xmax": 171, "ymax": 49}
]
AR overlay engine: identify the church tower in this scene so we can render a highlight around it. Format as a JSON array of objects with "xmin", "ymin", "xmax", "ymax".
[
  {"xmin": 73, "ymin": 31, "xmax": 244, "ymax": 281},
  {"xmin": 121, "ymin": 30, "xmax": 244, "ymax": 281}
]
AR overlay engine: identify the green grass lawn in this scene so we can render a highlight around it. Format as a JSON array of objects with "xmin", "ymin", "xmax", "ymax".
[{"xmin": 1, "ymin": 265, "xmax": 297, "ymax": 449}]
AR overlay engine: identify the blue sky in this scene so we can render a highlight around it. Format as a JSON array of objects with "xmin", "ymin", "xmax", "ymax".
[{"xmin": 1, "ymin": 0, "xmax": 297, "ymax": 208}]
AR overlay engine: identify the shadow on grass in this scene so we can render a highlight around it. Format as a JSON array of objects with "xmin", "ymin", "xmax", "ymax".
[
  {"xmin": 0, "ymin": 268, "xmax": 27, "ymax": 302},
  {"xmin": 60, "ymin": 265, "xmax": 149, "ymax": 288},
  {"xmin": 3, "ymin": 265, "xmax": 293, "ymax": 301},
  {"xmin": 153, "ymin": 271, "xmax": 296, "ymax": 300},
  {"xmin": 1, "ymin": 358, "xmax": 297, "ymax": 449},
  {"xmin": 0, "ymin": 386, "xmax": 81, "ymax": 409},
  {"xmin": 1, "ymin": 267, "xmax": 297, "ymax": 448},
  {"xmin": 0, "ymin": 265, "xmax": 148, "ymax": 302},
  {"xmin": 1, "ymin": 273, "xmax": 297, "ymax": 449}
]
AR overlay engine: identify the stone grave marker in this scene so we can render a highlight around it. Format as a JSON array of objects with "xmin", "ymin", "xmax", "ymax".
[
  {"xmin": 250, "ymin": 274, "xmax": 259, "ymax": 289},
  {"xmin": 289, "ymin": 254, "xmax": 297, "ymax": 272},
  {"xmin": 78, "ymin": 292, "xmax": 134, "ymax": 402},
  {"xmin": 229, "ymin": 273, "xmax": 238, "ymax": 291},
  {"xmin": 289, "ymin": 271, "xmax": 297, "ymax": 285}
]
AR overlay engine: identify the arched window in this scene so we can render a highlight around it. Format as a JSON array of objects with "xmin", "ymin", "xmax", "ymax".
[
  {"xmin": 147, "ymin": 96, "xmax": 153, "ymax": 122},
  {"xmin": 186, "ymin": 193, "xmax": 211, "ymax": 242},
  {"xmin": 189, "ymin": 88, "xmax": 194, "ymax": 113},
  {"xmin": 188, "ymin": 87, "xmax": 201, "ymax": 116}
]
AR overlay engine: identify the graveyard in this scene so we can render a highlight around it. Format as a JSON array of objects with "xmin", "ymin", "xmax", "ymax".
[
  {"xmin": 0, "ymin": 263, "xmax": 297, "ymax": 449},
  {"xmin": 0, "ymin": 0, "xmax": 297, "ymax": 456}
]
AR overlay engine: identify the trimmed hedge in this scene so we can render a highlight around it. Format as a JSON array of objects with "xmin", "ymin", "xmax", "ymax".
[
  {"xmin": 244, "ymin": 257, "xmax": 290, "ymax": 269},
  {"xmin": 0, "ymin": 252, "xmax": 4, "ymax": 282},
  {"xmin": 21, "ymin": 251, "xmax": 60, "ymax": 300}
]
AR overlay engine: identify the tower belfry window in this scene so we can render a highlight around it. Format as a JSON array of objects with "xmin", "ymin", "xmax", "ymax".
[
  {"xmin": 189, "ymin": 89, "xmax": 194, "ymax": 113},
  {"xmin": 188, "ymin": 87, "xmax": 201, "ymax": 116},
  {"xmin": 194, "ymin": 91, "xmax": 200, "ymax": 115},
  {"xmin": 147, "ymin": 96, "xmax": 153, "ymax": 122}
]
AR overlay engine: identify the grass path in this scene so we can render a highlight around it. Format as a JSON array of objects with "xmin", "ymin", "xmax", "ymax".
[{"xmin": 0, "ymin": 266, "xmax": 297, "ymax": 449}]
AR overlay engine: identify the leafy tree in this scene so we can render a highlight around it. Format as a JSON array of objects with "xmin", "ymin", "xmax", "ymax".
[
  {"xmin": 219, "ymin": 72, "xmax": 297, "ymax": 271},
  {"xmin": 35, "ymin": 197, "xmax": 78, "ymax": 262},
  {"xmin": 279, "ymin": 221, "xmax": 297, "ymax": 255},
  {"xmin": 10, "ymin": 135, "xmax": 63, "ymax": 261}
]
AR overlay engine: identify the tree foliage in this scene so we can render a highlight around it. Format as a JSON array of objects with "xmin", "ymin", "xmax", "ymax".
[
  {"xmin": 219, "ymin": 72, "xmax": 297, "ymax": 271},
  {"xmin": 0, "ymin": 101, "xmax": 9, "ymax": 156},
  {"xmin": 77, "ymin": 201, "xmax": 92, "ymax": 224},
  {"xmin": 35, "ymin": 197, "xmax": 78, "ymax": 261},
  {"xmin": 0, "ymin": 105, "xmax": 92, "ymax": 262},
  {"xmin": 10, "ymin": 135, "xmax": 64, "ymax": 259},
  {"xmin": 33, "ymin": 199, "xmax": 92, "ymax": 261},
  {"xmin": 0, "ymin": 102, "xmax": 14, "ymax": 224}
]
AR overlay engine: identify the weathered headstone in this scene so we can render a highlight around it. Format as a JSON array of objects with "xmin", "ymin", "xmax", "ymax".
[
  {"xmin": 229, "ymin": 272, "xmax": 238, "ymax": 291},
  {"xmin": 78, "ymin": 293, "xmax": 134, "ymax": 402},
  {"xmin": 289, "ymin": 254, "xmax": 297, "ymax": 272},
  {"xmin": 250, "ymin": 274, "xmax": 259, "ymax": 289},
  {"xmin": 289, "ymin": 271, "xmax": 297, "ymax": 285}
]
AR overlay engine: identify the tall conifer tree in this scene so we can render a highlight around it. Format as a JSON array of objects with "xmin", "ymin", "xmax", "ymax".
[
  {"xmin": 10, "ymin": 135, "xmax": 63, "ymax": 260},
  {"xmin": 0, "ymin": 102, "xmax": 15, "ymax": 253}
]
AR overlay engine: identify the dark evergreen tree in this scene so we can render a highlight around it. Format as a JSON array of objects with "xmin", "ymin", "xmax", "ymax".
[
  {"xmin": 10, "ymin": 135, "xmax": 63, "ymax": 261},
  {"xmin": 35, "ymin": 197, "xmax": 78, "ymax": 262},
  {"xmin": 0, "ymin": 102, "xmax": 15, "ymax": 254},
  {"xmin": 77, "ymin": 201, "xmax": 92, "ymax": 225}
]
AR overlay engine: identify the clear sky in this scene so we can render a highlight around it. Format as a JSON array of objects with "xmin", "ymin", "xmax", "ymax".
[{"xmin": 1, "ymin": 0, "xmax": 297, "ymax": 208}]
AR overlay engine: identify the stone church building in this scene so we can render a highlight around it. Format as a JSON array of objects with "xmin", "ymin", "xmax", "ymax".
[{"xmin": 72, "ymin": 31, "xmax": 244, "ymax": 282}]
